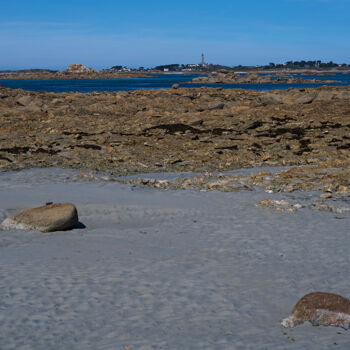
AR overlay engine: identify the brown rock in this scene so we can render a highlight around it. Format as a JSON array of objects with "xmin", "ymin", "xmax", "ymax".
[
  {"xmin": 282, "ymin": 292, "xmax": 350, "ymax": 329},
  {"xmin": 257, "ymin": 94, "xmax": 284, "ymax": 105},
  {"xmin": 294, "ymin": 95, "xmax": 315, "ymax": 104},
  {"xmin": 337, "ymin": 185, "xmax": 348, "ymax": 194},
  {"xmin": 16, "ymin": 95, "xmax": 32, "ymax": 106},
  {"xmin": 66, "ymin": 64, "xmax": 94, "ymax": 74},
  {"xmin": 320, "ymin": 192, "xmax": 332, "ymax": 199},
  {"xmin": 208, "ymin": 101, "xmax": 225, "ymax": 110},
  {"xmin": 26, "ymin": 102, "xmax": 42, "ymax": 113},
  {"xmin": 336, "ymin": 91, "xmax": 350, "ymax": 100},
  {"xmin": 2, "ymin": 203, "xmax": 79, "ymax": 232},
  {"xmin": 314, "ymin": 91, "xmax": 335, "ymax": 102}
]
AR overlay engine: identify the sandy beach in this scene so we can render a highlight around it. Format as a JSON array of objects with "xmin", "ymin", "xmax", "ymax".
[{"xmin": 1, "ymin": 167, "xmax": 349, "ymax": 349}]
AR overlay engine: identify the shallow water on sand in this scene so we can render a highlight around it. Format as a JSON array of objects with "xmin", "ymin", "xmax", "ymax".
[{"xmin": 0, "ymin": 168, "xmax": 350, "ymax": 350}]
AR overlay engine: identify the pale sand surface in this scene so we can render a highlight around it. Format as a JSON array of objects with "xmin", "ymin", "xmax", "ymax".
[{"xmin": 0, "ymin": 168, "xmax": 349, "ymax": 350}]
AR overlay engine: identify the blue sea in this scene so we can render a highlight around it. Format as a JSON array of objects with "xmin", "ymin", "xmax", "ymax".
[{"xmin": 1, "ymin": 73, "xmax": 350, "ymax": 93}]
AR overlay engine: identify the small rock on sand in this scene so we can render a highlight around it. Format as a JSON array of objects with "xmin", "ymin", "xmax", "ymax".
[
  {"xmin": 2, "ymin": 203, "xmax": 78, "ymax": 232},
  {"xmin": 282, "ymin": 292, "xmax": 350, "ymax": 329},
  {"xmin": 320, "ymin": 192, "xmax": 333, "ymax": 199}
]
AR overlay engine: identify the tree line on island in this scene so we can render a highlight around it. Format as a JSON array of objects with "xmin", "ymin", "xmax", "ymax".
[{"xmin": 114, "ymin": 60, "xmax": 350, "ymax": 72}]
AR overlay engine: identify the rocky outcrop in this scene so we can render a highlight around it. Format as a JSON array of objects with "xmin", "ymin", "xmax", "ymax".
[
  {"xmin": 192, "ymin": 72, "xmax": 272, "ymax": 84},
  {"xmin": 66, "ymin": 64, "xmax": 95, "ymax": 74},
  {"xmin": 282, "ymin": 292, "xmax": 350, "ymax": 329},
  {"xmin": 2, "ymin": 203, "xmax": 79, "ymax": 232},
  {"xmin": 0, "ymin": 71, "xmax": 148, "ymax": 80},
  {"xmin": 0, "ymin": 85, "xmax": 349, "ymax": 175},
  {"xmin": 191, "ymin": 72, "xmax": 339, "ymax": 85}
]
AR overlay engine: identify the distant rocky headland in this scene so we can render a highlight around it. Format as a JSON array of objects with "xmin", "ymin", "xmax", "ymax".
[{"xmin": 0, "ymin": 64, "xmax": 149, "ymax": 80}]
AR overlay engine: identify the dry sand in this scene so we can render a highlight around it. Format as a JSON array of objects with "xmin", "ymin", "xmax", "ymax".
[{"xmin": 0, "ymin": 168, "xmax": 350, "ymax": 350}]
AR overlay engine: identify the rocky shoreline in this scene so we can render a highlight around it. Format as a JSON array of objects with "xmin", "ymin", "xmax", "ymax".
[
  {"xmin": 0, "ymin": 84, "xmax": 349, "ymax": 190},
  {"xmin": 190, "ymin": 72, "xmax": 340, "ymax": 84},
  {"xmin": 0, "ymin": 71, "xmax": 149, "ymax": 80}
]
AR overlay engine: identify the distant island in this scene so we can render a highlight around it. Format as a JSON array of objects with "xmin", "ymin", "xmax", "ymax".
[
  {"xmin": 151, "ymin": 60, "xmax": 350, "ymax": 73},
  {"xmin": 0, "ymin": 60, "xmax": 350, "ymax": 80}
]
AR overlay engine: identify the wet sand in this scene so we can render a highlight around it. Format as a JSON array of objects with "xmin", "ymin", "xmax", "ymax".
[{"xmin": 1, "ymin": 168, "xmax": 350, "ymax": 349}]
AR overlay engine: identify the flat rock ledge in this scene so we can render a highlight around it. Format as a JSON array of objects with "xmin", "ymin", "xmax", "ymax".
[
  {"xmin": 282, "ymin": 292, "xmax": 350, "ymax": 329},
  {"xmin": 2, "ymin": 203, "xmax": 78, "ymax": 232}
]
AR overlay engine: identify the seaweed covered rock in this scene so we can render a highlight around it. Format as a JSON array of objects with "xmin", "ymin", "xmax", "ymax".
[{"xmin": 282, "ymin": 292, "xmax": 350, "ymax": 329}]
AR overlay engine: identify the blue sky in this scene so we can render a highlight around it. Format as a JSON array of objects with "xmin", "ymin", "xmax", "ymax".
[{"xmin": 0, "ymin": 0, "xmax": 349, "ymax": 69}]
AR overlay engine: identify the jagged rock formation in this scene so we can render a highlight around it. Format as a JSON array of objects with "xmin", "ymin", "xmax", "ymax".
[
  {"xmin": 191, "ymin": 72, "xmax": 338, "ymax": 84},
  {"xmin": 0, "ymin": 85, "xmax": 349, "ymax": 176},
  {"xmin": 66, "ymin": 64, "xmax": 95, "ymax": 74}
]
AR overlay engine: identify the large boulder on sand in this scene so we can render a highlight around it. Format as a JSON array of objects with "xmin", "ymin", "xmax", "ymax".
[
  {"xmin": 2, "ymin": 203, "xmax": 78, "ymax": 232},
  {"xmin": 282, "ymin": 292, "xmax": 350, "ymax": 329}
]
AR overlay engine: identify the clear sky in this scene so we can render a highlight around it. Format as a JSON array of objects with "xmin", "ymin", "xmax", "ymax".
[{"xmin": 1, "ymin": 0, "xmax": 349, "ymax": 70}]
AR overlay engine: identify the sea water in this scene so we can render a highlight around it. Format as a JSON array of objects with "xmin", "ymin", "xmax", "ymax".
[{"xmin": 1, "ymin": 73, "xmax": 350, "ymax": 93}]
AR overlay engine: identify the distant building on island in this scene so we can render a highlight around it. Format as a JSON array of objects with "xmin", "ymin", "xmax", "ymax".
[{"xmin": 109, "ymin": 65, "xmax": 131, "ymax": 72}]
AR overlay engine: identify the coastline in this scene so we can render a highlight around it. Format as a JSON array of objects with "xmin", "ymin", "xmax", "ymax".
[
  {"xmin": 0, "ymin": 72, "xmax": 150, "ymax": 80},
  {"xmin": 188, "ymin": 72, "xmax": 343, "ymax": 85},
  {"xmin": 1, "ymin": 69, "xmax": 350, "ymax": 80}
]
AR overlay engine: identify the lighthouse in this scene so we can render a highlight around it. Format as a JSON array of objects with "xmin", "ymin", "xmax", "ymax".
[{"xmin": 201, "ymin": 53, "xmax": 205, "ymax": 66}]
